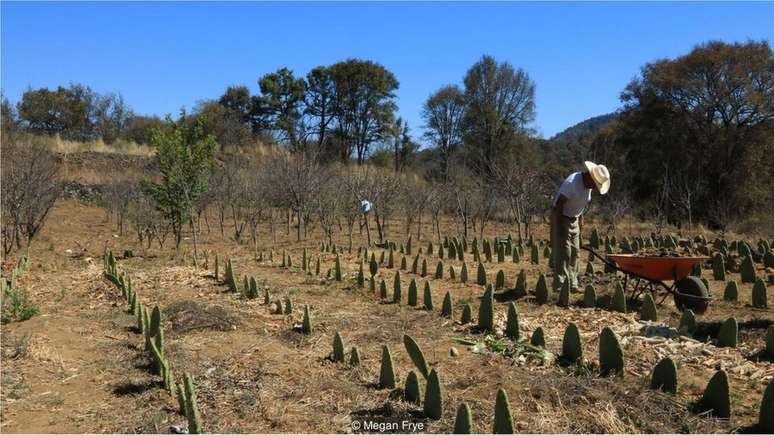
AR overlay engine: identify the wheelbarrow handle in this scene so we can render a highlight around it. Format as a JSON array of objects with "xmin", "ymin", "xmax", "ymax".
[{"xmin": 580, "ymin": 245, "xmax": 621, "ymax": 272}]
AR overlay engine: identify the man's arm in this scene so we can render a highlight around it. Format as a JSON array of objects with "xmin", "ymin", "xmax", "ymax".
[{"xmin": 553, "ymin": 195, "xmax": 567, "ymax": 239}]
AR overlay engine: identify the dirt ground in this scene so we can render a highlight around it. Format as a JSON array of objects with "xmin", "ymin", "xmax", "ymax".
[{"xmin": 1, "ymin": 200, "xmax": 772, "ymax": 433}]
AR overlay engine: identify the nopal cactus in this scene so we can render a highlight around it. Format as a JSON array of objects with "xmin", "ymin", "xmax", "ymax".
[
  {"xmin": 717, "ymin": 317, "xmax": 738, "ymax": 348},
  {"xmin": 752, "ymin": 278, "xmax": 768, "ymax": 308},
  {"xmin": 599, "ymin": 327, "xmax": 624, "ymax": 377},
  {"xmin": 561, "ymin": 323, "xmax": 582, "ymax": 364},
  {"xmin": 453, "ymin": 402, "xmax": 474, "ymax": 434},
  {"xmin": 611, "ymin": 282, "xmax": 627, "ymax": 313},
  {"xmin": 530, "ymin": 326, "xmax": 546, "ymax": 347},
  {"xmin": 650, "ymin": 357, "xmax": 678, "ymax": 394},
  {"xmin": 183, "ymin": 373, "xmax": 203, "ymax": 434},
  {"xmin": 513, "ymin": 269, "xmax": 527, "ymax": 298},
  {"xmin": 695, "ymin": 369, "xmax": 731, "ymax": 419},
  {"xmin": 495, "ymin": 270, "xmax": 505, "ymax": 290},
  {"xmin": 423, "ymin": 368, "xmax": 443, "ymax": 420},
  {"xmin": 461, "ymin": 262, "xmax": 469, "ymax": 283},
  {"xmin": 421, "ymin": 258, "xmax": 428, "ymax": 277},
  {"xmin": 534, "ymin": 273, "xmax": 549, "ymax": 304},
  {"xmin": 435, "ymin": 261, "xmax": 444, "ymax": 279},
  {"xmin": 461, "ymin": 304, "xmax": 473, "ymax": 324},
  {"xmin": 492, "ymin": 388, "xmax": 515, "ymax": 434},
  {"xmin": 640, "ymin": 293, "xmax": 658, "ymax": 321},
  {"xmin": 332, "ymin": 332, "xmax": 345, "ymax": 362},
  {"xmin": 557, "ymin": 280, "xmax": 570, "ymax": 307},
  {"xmin": 583, "ymin": 285, "xmax": 597, "ymax": 308},
  {"xmin": 302, "ymin": 305, "xmax": 313, "ymax": 335},
  {"xmin": 741, "ymin": 255, "xmax": 757, "ymax": 283},
  {"xmin": 408, "ymin": 278, "xmax": 418, "ymax": 306},
  {"xmin": 404, "ymin": 370, "xmax": 421, "ymax": 405},
  {"xmin": 423, "ymin": 281, "xmax": 434, "ymax": 310},
  {"xmin": 334, "ymin": 254, "xmax": 342, "ymax": 281},
  {"xmin": 678, "ymin": 309, "xmax": 697, "ymax": 335},
  {"xmin": 350, "ymin": 346, "xmax": 362, "ymax": 366},
  {"xmin": 478, "ymin": 285, "xmax": 495, "ymax": 332},
  {"xmin": 393, "ymin": 272, "xmax": 403, "ymax": 304},
  {"xmin": 442, "ymin": 292, "xmax": 453, "ymax": 317},
  {"xmin": 760, "ymin": 379, "xmax": 774, "ymax": 432},
  {"xmin": 712, "ymin": 254, "xmax": 726, "ymax": 281},
  {"xmin": 723, "ymin": 281, "xmax": 739, "ymax": 301},
  {"xmin": 403, "ymin": 334, "xmax": 430, "ymax": 379},
  {"xmin": 505, "ymin": 302, "xmax": 520, "ymax": 339},
  {"xmin": 378, "ymin": 345, "xmax": 396, "ymax": 389},
  {"xmin": 531, "ymin": 244, "xmax": 539, "ymax": 264},
  {"xmin": 379, "ymin": 279, "xmax": 388, "ymax": 299}
]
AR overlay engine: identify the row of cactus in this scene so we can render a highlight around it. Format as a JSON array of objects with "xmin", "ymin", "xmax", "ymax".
[{"xmin": 103, "ymin": 251, "xmax": 196, "ymax": 427}]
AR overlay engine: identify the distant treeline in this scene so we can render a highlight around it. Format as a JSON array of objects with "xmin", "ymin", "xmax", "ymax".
[{"xmin": 2, "ymin": 40, "xmax": 773, "ymax": 230}]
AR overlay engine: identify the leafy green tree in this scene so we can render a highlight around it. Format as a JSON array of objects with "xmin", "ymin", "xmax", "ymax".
[
  {"xmin": 594, "ymin": 40, "xmax": 774, "ymax": 226},
  {"xmin": 254, "ymin": 68, "xmax": 308, "ymax": 150},
  {"xmin": 143, "ymin": 113, "xmax": 218, "ymax": 260},
  {"xmin": 462, "ymin": 55, "xmax": 536, "ymax": 177},
  {"xmin": 305, "ymin": 66, "xmax": 337, "ymax": 150},
  {"xmin": 329, "ymin": 59, "xmax": 399, "ymax": 164}
]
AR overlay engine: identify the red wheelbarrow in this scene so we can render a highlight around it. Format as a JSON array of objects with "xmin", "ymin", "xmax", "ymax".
[{"xmin": 582, "ymin": 246, "xmax": 712, "ymax": 313}]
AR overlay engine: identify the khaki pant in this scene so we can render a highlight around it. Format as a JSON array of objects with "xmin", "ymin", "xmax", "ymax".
[{"xmin": 551, "ymin": 213, "xmax": 580, "ymax": 292}]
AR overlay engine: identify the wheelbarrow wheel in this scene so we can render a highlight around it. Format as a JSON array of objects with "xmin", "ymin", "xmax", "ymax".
[{"xmin": 673, "ymin": 276, "xmax": 710, "ymax": 314}]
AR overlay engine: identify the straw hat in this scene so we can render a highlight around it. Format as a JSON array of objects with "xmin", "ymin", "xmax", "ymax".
[{"xmin": 583, "ymin": 161, "xmax": 610, "ymax": 194}]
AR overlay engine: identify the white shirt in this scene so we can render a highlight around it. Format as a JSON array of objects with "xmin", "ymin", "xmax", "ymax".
[{"xmin": 553, "ymin": 172, "xmax": 592, "ymax": 218}]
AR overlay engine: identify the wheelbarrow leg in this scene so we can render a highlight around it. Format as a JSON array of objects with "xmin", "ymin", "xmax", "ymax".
[{"xmin": 658, "ymin": 284, "xmax": 672, "ymax": 305}]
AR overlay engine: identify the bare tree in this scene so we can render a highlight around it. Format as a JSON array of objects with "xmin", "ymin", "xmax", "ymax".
[{"xmin": 1, "ymin": 142, "xmax": 62, "ymax": 258}]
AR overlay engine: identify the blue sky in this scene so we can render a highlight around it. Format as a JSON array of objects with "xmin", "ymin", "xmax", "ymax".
[{"xmin": 2, "ymin": 2, "xmax": 773, "ymax": 139}]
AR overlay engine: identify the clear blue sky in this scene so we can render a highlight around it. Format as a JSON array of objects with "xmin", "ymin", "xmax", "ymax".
[{"xmin": 2, "ymin": 1, "xmax": 773, "ymax": 139}]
